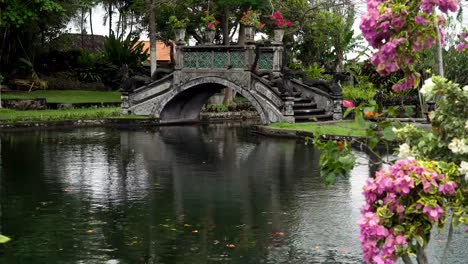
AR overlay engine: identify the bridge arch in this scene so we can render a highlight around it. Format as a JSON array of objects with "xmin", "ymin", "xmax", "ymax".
[{"xmin": 154, "ymin": 76, "xmax": 283, "ymax": 124}]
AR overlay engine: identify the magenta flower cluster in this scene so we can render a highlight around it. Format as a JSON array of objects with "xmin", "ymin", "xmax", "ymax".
[
  {"xmin": 359, "ymin": 158, "xmax": 459, "ymax": 264},
  {"xmin": 360, "ymin": 0, "xmax": 458, "ymax": 92},
  {"xmin": 456, "ymin": 31, "xmax": 468, "ymax": 52}
]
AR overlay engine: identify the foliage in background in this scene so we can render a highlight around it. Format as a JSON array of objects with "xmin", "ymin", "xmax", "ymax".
[
  {"xmin": 76, "ymin": 51, "xmax": 102, "ymax": 83},
  {"xmin": 279, "ymin": 0, "xmax": 356, "ymax": 71},
  {"xmin": 240, "ymin": 9, "xmax": 264, "ymax": 29},
  {"xmin": 166, "ymin": 15, "xmax": 190, "ymax": 29},
  {"xmin": 342, "ymin": 84, "xmax": 376, "ymax": 102},
  {"xmin": 103, "ymin": 32, "xmax": 148, "ymax": 70},
  {"xmin": 0, "ymin": 0, "xmax": 77, "ymax": 78}
]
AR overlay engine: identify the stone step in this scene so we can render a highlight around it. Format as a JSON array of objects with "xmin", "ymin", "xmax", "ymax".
[
  {"xmin": 293, "ymin": 108, "xmax": 325, "ymax": 115},
  {"xmin": 294, "ymin": 113, "xmax": 333, "ymax": 122},
  {"xmin": 293, "ymin": 102, "xmax": 317, "ymax": 109},
  {"xmin": 281, "ymin": 96, "xmax": 312, "ymax": 103}
]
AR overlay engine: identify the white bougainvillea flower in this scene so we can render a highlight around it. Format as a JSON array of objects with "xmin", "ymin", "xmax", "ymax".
[
  {"xmin": 420, "ymin": 78, "xmax": 435, "ymax": 99},
  {"xmin": 398, "ymin": 143, "xmax": 412, "ymax": 158},
  {"xmin": 459, "ymin": 161, "xmax": 468, "ymax": 181},
  {"xmin": 448, "ymin": 138, "xmax": 468, "ymax": 154}
]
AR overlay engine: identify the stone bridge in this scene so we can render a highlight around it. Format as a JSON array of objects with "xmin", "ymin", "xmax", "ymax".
[{"xmin": 121, "ymin": 43, "xmax": 343, "ymax": 124}]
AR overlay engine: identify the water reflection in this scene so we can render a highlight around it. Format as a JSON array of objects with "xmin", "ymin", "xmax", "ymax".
[{"xmin": 0, "ymin": 125, "xmax": 466, "ymax": 264}]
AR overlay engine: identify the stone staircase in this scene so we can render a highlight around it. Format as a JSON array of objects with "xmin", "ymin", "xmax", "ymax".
[{"xmin": 289, "ymin": 96, "xmax": 333, "ymax": 122}]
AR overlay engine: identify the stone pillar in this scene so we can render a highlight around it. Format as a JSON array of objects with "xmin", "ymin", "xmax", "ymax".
[
  {"xmin": 333, "ymin": 99, "xmax": 343, "ymax": 120},
  {"xmin": 283, "ymin": 97, "xmax": 295, "ymax": 123},
  {"xmin": 175, "ymin": 47, "xmax": 184, "ymax": 70},
  {"xmin": 121, "ymin": 94, "xmax": 130, "ymax": 114},
  {"xmin": 272, "ymin": 46, "xmax": 283, "ymax": 72},
  {"xmin": 245, "ymin": 45, "xmax": 256, "ymax": 70}
]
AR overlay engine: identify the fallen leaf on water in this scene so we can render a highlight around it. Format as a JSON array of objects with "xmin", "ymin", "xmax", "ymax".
[{"xmin": 226, "ymin": 244, "xmax": 236, "ymax": 248}]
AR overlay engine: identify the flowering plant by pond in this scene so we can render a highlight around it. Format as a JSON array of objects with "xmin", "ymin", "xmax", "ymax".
[
  {"xmin": 315, "ymin": 1, "xmax": 468, "ymax": 263},
  {"xmin": 201, "ymin": 11, "xmax": 219, "ymax": 30},
  {"xmin": 269, "ymin": 11, "xmax": 292, "ymax": 29},
  {"xmin": 240, "ymin": 9, "xmax": 265, "ymax": 30}
]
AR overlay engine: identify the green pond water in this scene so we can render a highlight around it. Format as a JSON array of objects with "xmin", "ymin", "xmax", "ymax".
[{"xmin": 0, "ymin": 124, "xmax": 466, "ymax": 264}]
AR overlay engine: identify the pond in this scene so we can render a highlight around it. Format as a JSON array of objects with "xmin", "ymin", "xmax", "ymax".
[{"xmin": 0, "ymin": 124, "xmax": 466, "ymax": 264}]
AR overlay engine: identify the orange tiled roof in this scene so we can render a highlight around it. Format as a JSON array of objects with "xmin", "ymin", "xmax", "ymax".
[{"xmin": 137, "ymin": 41, "xmax": 171, "ymax": 61}]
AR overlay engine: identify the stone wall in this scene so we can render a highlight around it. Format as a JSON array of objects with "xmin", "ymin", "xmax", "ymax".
[{"xmin": 2, "ymin": 98, "xmax": 47, "ymax": 110}]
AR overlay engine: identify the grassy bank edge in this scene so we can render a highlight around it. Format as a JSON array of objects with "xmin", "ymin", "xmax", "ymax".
[
  {"xmin": 268, "ymin": 121, "xmax": 371, "ymax": 138},
  {"xmin": 0, "ymin": 107, "xmax": 152, "ymax": 123}
]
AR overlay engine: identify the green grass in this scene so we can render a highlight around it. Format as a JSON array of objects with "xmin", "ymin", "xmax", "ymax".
[
  {"xmin": 269, "ymin": 121, "xmax": 372, "ymax": 137},
  {"xmin": 1, "ymin": 90, "xmax": 121, "ymax": 103},
  {"xmin": 0, "ymin": 107, "xmax": 124, "ymax": 122}
]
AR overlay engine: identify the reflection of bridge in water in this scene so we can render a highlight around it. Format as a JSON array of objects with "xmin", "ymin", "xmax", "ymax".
[{"xmin": 121, "ymin": 43, "xmax": 343, "ymax": 124}]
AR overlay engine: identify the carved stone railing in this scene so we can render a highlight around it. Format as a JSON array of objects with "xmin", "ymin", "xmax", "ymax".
[{"xmin": 175, "ymin": 45, "xmax": 283, "ymax": 72}]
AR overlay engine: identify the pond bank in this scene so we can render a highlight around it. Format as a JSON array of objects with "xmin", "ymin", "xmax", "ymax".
[{"xmin": 0, "ymin": 111, "xmax": 260, "ymax": 131}]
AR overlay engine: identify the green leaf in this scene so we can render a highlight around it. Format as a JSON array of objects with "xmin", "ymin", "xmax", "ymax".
[
  {"xmin": 382, "ymin": 126, "xmax": 396, "ymax": 141},
  {"xmin": 368, "ymin": 137, "xmax": 378, "ymax": 149},
  {"xmin": 414, "ymin": 235, "xmax": 425, "ymax": 247},
  {"xmin": 343, "ymin": 107, "xmax": 354, "ymax": 118},
  {"xmin": 0, "ymin": 234, "xmax": 11, "ymax": 243}
]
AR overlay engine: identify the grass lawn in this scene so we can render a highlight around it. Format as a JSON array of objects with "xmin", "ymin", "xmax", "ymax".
[
  {"xmin": 1, "ymin": 90, "xmax": 121, "ymax": 103},
  {"xmin": 0, "ymin": 107, "xmax": 124, "ymax": 122},
  {"xmin": 269, "ymin": 121, "xmax": 372, "ymax": 137}
]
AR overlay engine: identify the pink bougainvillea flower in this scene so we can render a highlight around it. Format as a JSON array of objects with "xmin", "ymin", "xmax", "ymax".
[
  {"xmin": 423, "ymin": 205, "xmax": 444, "ymax": 221},
  {"xmin": 415, "ymin": 15, "xmax": 428, "ymax": 25},
  {"xmin": 438, "ymin": 181, "xmax": 457, "ymax": 195}
]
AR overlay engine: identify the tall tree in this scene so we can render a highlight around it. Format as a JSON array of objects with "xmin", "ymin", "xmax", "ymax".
[
  {"xmin": 0, "ymin": 0, "xmax": 77, "ymax": 78},
  {"xmin": 146, "ymin": 0, "xmax": 157, "ymax": 78}
]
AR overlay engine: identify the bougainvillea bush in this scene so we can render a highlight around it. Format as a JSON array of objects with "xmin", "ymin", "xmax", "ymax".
[
  {"xmin": 315, "ymin": 1, "xmax": 468, "ymax": 263},
  {"xmin": 358, "ymin": 75, "xmax": 468, "ymax": 264},
  {"xmin": 360, "ymin": 0, "xmax": 457, "ymax": 92}
]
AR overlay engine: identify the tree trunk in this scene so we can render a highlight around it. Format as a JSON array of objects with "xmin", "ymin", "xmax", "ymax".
[
  {"xmin": 222, "ymin": 9, "xmax": 230, "ymax": 45},
  {"xmin": 146, "ymin": 0, "xmax": 157, "ymax": 79},
  {"xmin": 89, "ymin": 8, "xmax": 94, "ymax": 43},
  {"xmin": 81, "ymin": 8, "xmax": 85, "ymax": 49},
  {"xmin": 116, "ymin": 11, "xmax": 121, "ymax": 38},
  {"xmin": 109, "ymin": 3, "xmax": 113, "ymax": 36},
  {"xmin": 129, "ymin": 13, "xmax": 133, "ymax": 34},
  {"xmin": 335, "ymin": 50, "xmax": 344, "ymax": 72},
  {"xmin": 237, "ymin": 24, "xmax": 245, "ymax": 45}
]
